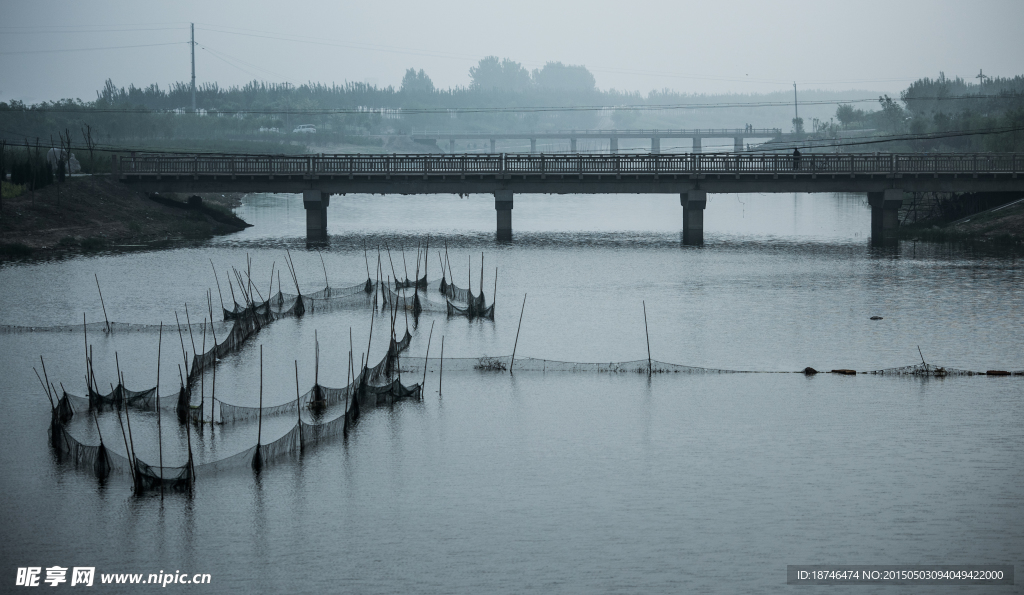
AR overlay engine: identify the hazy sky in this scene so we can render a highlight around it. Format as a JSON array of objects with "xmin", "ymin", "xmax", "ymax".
[{"xmin": 2, "ymin": 0, "xmax": 1021, "ymax": 103}]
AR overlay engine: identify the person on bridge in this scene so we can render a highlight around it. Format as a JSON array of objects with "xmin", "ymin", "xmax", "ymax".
[{"xmin": 792, "ymin": 148, "xmax": 802, "ymax": 171}]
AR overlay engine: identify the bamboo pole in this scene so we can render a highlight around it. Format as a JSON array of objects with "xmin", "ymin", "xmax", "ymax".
[
  {"xmin": 268, "ymin": 262, "xmax": 276, "ymax": 301},
  {"xmin": 122, "ymin": 384, "xmax": 138, "ymax": 492},
  {"xmin": 174, "ymin": 312, "xmax": 189, "ymax": 379},
  {"xmin": 184, "ymin": 304, "xmax": 198, "ymax": 371},
  {"xmin": 33, "ymin": 367, "xmax": 55, "ymax": 410},
  {"xmin": 39, "ymin": 356, "xmax": 53, "ymax": 408},
  {"xmin": 94, "ymin": 274, "xmax": 110, "ymax": 333},
  {"xmin": 257, "ymin": 345, "xmax": 263, "ymax": 446},
  {"xmin": 511, "ymin": 294, "xmax": 527, "ymax": 373},
  {"xmin": 643, "ymin": 300, "xmax": 652, "ymax": 375},
  {"xmin": 385, "ymin": 242, "xmax": 398, "ymax": 285},
  {"xmin": 116, "ymin": 406, "xmax": 135, "ymax": 487},
  {"xmin": 423, "ymin": 320, "xmax": 434, "ymax": 392},
  {"xmin": 200, "ymin": 319, "xmax": 206, "ymax": 422},
  {"xmin": 211, "ymin": 259, "xmax": 225, "ymax": 314},
  {"xmin": 318, "ymin": 250, "xmax": 329, "ymax": 290},
  {"xmin": 363, "ymin": 242, "xmax": 371, "ymax": 282},
  {"xmin": 156, "ymin": 323, "xmax": 163, "ymax": 498},
  {"xmin": 83, "ymin": 313, "xmax": 90, "ymax": 391},
  {"xmin": 439, "ymin": 336, "xmax": 444, "ymax": 396},
  {"xmin": 295, "ymin": 359, "xmax": 301, "ymax": 426},
  {"xmin": 401, "ymin": 243, "xmax": 409, "ymax": 285}
]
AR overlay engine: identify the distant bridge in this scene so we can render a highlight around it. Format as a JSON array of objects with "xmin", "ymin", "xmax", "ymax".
[
  {"xmin": 115, "ymin": 152, "xmax": 1024, "ymax": 245},
  {"xmin": 410, "ymin": 128, "xmax": 785, "ymax": 153}
]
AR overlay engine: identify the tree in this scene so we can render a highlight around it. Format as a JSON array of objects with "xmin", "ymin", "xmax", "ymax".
[
  {"xmin": 400, "ymin": 69, "xmax": 435, "ymax": 94},
  {"xmin": 835, "ymin": 104, "xmax": 866, "ymax": 128},
  {"xmin": 878, "ymin": 95, "xmax": 906, "ymax": 134},
  {"xmin": 531, "ymin": 62, "xmax": 596, "ymax": 94},
  {"xmin": 468, "ymin": 57, "xmax": 532, "ymax": 93}
]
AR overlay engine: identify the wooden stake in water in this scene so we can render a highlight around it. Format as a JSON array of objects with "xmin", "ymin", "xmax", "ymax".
[
  {"xmin": 511, "ymin": 294, "xmax": 527, "ymax": 373},
  {"xmin": 94, "ymin": 273, "xmax": 110, "ymax": 333},
  {"xmin": 643, "ymin": 300, "xmax": 652, "ymax": 375},
  {"xmin": 439, "ymin": 336, "xmax": 444, "ymax": 396}
]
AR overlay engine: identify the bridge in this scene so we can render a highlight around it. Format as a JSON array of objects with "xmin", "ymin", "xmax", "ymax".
[
  {"xmin": 115, "ymin": 152, "xmax": 1024, "ymax": 245},
  {"xmin": 411, "ymin": 128, "xmax": 785, "ymax": 153}
]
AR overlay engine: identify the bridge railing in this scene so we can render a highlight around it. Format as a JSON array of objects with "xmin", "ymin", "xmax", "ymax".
[
  {"xmin": 118, "ymin": 152, "xmax": 1020, "ymax": 177},
  {"xmin": 411, "ymin": 128, "xmax": 784, "ymax": 137}
]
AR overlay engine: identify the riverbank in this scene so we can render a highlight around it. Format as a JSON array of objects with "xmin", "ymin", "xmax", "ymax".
[
  {"xmin": 0, "ymin": 175, "xmax": 250, "ymax": 261},
  {"xmin": 902, "ymin": 196, "xmax": 1024, "ymax": 245}
]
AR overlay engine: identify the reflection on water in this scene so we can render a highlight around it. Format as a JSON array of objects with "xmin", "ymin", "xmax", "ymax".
[{"xmin": 0, "ymin": 192, "xmax": 1021, "ymax": 594}]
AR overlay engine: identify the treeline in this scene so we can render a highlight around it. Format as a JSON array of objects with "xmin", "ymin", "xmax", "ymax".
[
  {"xmin": 0, "ymin": 57, "xmax": 1020, "ymax": 153},
  {"xmin": 828, "ymin": 73, "xmax": 1024, "ymax": 151}
]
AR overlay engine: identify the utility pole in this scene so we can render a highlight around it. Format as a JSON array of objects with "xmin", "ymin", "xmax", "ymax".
[
  {"xmin": 191, "ymin": 23, "xmax": 196, "ymax": 112},
  {"xmin": 793, "ymin": 82, "xmax": 798, "ymax": 120}
]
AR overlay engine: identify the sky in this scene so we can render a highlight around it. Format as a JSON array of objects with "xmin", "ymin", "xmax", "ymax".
[{"xmin": 1, "ymin": 0, "xmax": 1022, "ymax": 104}]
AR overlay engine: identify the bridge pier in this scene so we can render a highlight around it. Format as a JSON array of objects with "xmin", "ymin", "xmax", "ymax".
[
  {"xmin": 449, "ymin": 139, "xmax": 455, "ymax": 153},
  {"xmin": 610, "ymin": 138, "xmax": 619, "ymax": 153},
  {"xmin": 868, "ymin": 189, "xmax": 903, "ymax": 246},
  {"xmin": 693, "ymin": 137, "xmax": 702, "ymax": 153},
  {"xmin": 530, "ymin": 139, "xmax": 537, "ymax": 153},
  {"xmin": 651, "ymin": 137, "xmax": 661, "ymax": 153},
  {"xmin": 570, "ymin": 138, "xmax": 577, "ymax": 152},
  {"xmin": 681, "ymin": 190, "xmax": 707, "ymax": 245},
  {"xmin": 303, "ymin": 190, "xmax": 330, "ymax": 242},
  {"xmin": 734, "ymin": 137, "xmax": 743, "ymax": 152},
  {"xmin": 495, "ymin": 189, "xmax": 513, "ymax": 241},
  {"xmin": 490, "ymin": 139, "xmax": 496, "ymax": 153}
]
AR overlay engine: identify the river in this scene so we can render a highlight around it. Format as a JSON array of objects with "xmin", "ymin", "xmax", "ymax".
[{"xmin": 1, "ymin": 191, "xmax": 1021, "ymax": 593}]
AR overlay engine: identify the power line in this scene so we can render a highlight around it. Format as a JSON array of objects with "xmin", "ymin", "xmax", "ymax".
[{"xmin": 0, "ymin": 42, "xmax": 188, "ymax": 55}]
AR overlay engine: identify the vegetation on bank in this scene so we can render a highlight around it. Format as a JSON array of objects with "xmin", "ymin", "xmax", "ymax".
[{"xmin": 0, "ymin": 175, "xmax": 249, "ymax": 261}]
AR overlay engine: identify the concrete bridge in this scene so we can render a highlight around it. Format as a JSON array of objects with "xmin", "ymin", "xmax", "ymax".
[
  {"xmin": 115, "ymin": 152, "xmax": 1024, "ymax": 245},
  {"xmin": 411, "ymin": 128, "xmax": 785, "ymax": 153}
]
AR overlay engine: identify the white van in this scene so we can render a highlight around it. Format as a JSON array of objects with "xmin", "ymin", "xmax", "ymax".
[{"xmin": 292, "ymin": 124, "xmax": 316, "ymax": 134}]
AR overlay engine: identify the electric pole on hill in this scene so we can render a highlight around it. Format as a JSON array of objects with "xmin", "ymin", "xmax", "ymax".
[{"xmin": 191, "ymin": 23, "xmax": 196, "ymax": 112}]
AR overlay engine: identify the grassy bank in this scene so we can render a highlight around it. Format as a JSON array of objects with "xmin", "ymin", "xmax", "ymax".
[
  {"xmin": 902, "ymin": 197, "xmax": 1024, "ymax": 246},
  {"xmin": 0, "ymin": 175, "xmax": 250, "ymax": 261}
]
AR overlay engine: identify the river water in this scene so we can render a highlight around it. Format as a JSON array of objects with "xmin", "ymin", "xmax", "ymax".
[{"xmin": 1, "ymin": 192, "xmax": 1022, "ymax": 593}]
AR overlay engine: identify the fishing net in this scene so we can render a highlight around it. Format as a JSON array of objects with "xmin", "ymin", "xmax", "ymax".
[
  {"xmin": 397, "ymin": 356, "xmax": 748, "ymax": 375},
  {"xmin": 0, "ymin": 320, "xmax": 234, "ymax": 334},
  {"xmin": 866, "ymin": 363, "xmax": 1017, "ymax": 376},
  {"xmin": 394, "ymin": 274, "xmax": 428, "ymax": 290},
  {"xmin": 133, "ymin": 457, "xmax": 194, "ymax": 492},
  {"xmin": 446, "ymin": 298, "xmax": 494, "ymax": 320},
  {"xmin": 381, "ymin": 286, "xmax": 447, "ymax": 315}
]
